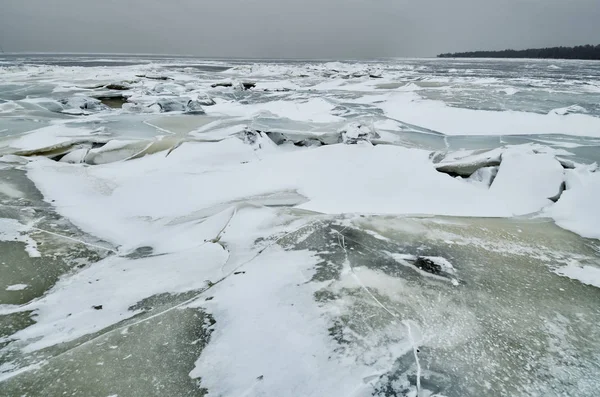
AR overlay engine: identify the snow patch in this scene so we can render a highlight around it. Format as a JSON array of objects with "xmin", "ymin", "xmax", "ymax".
[
  {"xmin": 0, "ymin": 218, "xmax": 41, "ymax": 257},
  {"xmin": 6, "ymin": 284, "xmax": 29, "ymax": 291},
  {"xmin": 377, "ymin": 92, "xmax": 600, "ymax": 137},
  {"xmin": 556, "ymin": 264, "xmax": 600, "ymax": 289}
]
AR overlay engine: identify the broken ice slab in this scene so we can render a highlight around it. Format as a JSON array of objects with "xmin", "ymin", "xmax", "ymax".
[{"xmin": 145, "ymin": 115, "xmax": 220, "ymax": 135}]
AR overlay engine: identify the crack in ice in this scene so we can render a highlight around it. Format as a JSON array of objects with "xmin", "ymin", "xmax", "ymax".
[{"xmin": 332, "ymin": 228, "xmax": 423, "ymax": 395}]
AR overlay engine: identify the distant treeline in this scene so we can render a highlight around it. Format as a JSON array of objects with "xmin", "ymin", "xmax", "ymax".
[{"xmin": 438, "ymin": 44, "xmax": 600, "ymax": 60}]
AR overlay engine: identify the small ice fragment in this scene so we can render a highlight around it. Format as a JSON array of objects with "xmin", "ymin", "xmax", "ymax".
[{"xmin": 6, "ymin": 284, "xmax": 29, "ymax": 291}]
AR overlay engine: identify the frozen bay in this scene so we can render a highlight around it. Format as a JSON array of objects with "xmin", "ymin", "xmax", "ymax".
[{"xmin": 1, "ymin": 55, "xmax": 600, "ymax": 397}]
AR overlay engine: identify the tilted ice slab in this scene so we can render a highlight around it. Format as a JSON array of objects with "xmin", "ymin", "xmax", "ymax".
[
  {"xmin": 5, "ymin": 124, "xmax": 104, "ymax": 153},
  {"xmin": 545, "ymin": 164, "xmax": 600, "ymax": 239},
  {"xmin": 489, "ymin": 150, "xmax": 565, "ymax": 215}
]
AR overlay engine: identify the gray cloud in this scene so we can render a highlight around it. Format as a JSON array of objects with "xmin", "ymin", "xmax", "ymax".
[{"xmin": 1, "ymin": 0, "xmax": 599, "ymax": 58}]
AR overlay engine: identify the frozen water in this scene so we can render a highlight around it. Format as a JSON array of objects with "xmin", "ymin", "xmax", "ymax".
[{"xmin": 1, "ymin": 55, "xmax": 600, "ymax": 397}]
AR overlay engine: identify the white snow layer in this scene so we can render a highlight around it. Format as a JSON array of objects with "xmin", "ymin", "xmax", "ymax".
[
  {"xmin": 24, "ymin": 141, "xmax": 588, "ymax": 247},
  {"xmin": 6, "ymin": 284, "xmax": 29, "ymax": 292},
  {"xmin": 23, "ymin": 143, "xmax": 509, "ymax": 246},
  {"xmin": 377, "ymin": 92, "xmax": 600, "ymax": 137},
  {"xmin": 556, "ymin": 263, "xmax": 600, "ymax": 289},
  {"xmin": 190, "ymin": 248, "xmax": 384, "ymax": 397}
]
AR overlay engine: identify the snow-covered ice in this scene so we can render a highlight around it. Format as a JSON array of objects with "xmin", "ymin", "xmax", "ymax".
[{"xmin": 1, "ymin": 55, "xmax": 600, "ymax": 397}]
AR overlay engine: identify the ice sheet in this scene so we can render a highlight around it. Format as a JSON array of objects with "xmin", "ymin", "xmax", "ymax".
[
  {"xmin": 3, "ymin": 56, "xmax": 600, "ymax": 397},
  {"xmin": 377, "ymin": 92, "xmax": 600, "ymax": 137}
]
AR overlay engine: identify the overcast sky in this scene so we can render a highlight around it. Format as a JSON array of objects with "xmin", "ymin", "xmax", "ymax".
[{"xmin": 1, "ymin": 0, "xmax": 599, "ymax": 58}]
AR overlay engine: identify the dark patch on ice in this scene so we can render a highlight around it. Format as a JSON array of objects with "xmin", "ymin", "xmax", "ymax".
[
  {"xmin": 373, "ymin": 349, "xmax": 453, "ymax": 397},
  {"xmin": 48, "ymin": 151, "xmax": 70, "ymax": 162},
  {"xmin": 211, "ymin": 82, "xmax": 255, "ymax": 90},
  {"xmin": 265, "ymin": 131, "xmax": 326, "ymax": 147},
  {"xmin": 242, "ymin": 129, "xmax": 263, "ymax": 145},
  {"xmin": 413, "ymin": 257, "xmax": 442, "ymax": 275},
  {"xmin": 124, "ymin": 246, "xmax": 154, "ymax": 259},
  {"xmin": 328, "ymin": 321, "xmax": 351, "ymax": 347},
  {"xmin": 0, "ymin": 311, "xmax": 36, "ymax": 349},
  {"xmin": 211, "ymin": 82, "xmax": 233, "ymax": 88},
  {"xmin": 94, "ymin": 95, "xmax": 128, "ymax": 109},
  {"xmin": 128, "ymin": 291, "xmax": 199, "ymax": 312},
  {"xmin": 3, "ymin": 300, "xmax": 214, "ymax": 397},
  {"xmin": 261, "ymin": 87, "xmax": 293, "ymax": 92},
  {"xmin": 136, "ymin": 74, "xmax": 171, "ymax": 80},
  {"xmin": 436, "ymin": 157, "xmax": 502, "ymax": 178},
  {"xmin": 92, "ymin": 305, "xmax": 103, "ymax": 310},
  {"xmin": 557, "ymin": 157, "xmax": 576, "ymax": 169},
  {"xmin": 548, "ymin": 181, "xmax": 567, "ymax": 203},
  {"xmin": 104, "ymin": 83, "xmax": 131, "ymax": 91},
  {"xmin": 314, "ymin": 289, "xmax": 339, "ymax": 303}
]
